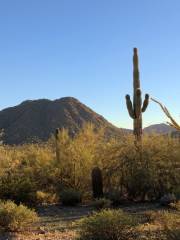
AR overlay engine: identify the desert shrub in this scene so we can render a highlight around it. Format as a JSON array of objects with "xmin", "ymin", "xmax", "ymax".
[
  {"xmin": 0, "ymin": 174, "xmax": 36, "ymax": 206},
  {"xmin": 77, "ymin": 209, "xmax": 136, "ymax": 240},
  {"xmin": 60, "ymin": 189, "xmax": 82, "ymax": 206},
  {"xmin": 161, "ymin": 211, "xmax": 180, "ymax": 240},
  {"xmin": 0, "ymin": 200, "xmax": 38, "ymax": 231},
  {"xmin": 142, "ymin": 210, "xmax": 180, "ymax": 240},
  {"xmin": 91, "ymin": 198, "xmax": 111, "ymax": 210},
  {"xmin": 36, "ymin": 191, "xmax": 58, "ymax": 205}
]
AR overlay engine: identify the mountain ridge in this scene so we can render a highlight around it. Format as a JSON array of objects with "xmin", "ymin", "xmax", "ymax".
[{"xmin": 0, "ymin": 97, "xmax": 124, "ymax": 145}]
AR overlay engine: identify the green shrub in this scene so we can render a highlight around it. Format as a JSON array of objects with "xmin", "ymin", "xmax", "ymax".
[
  {"xmin": 91, "ymin": 198, "xmax": 111, "ymax": 210},
  {"xmin": 36, "ymin": 191, "xmax": 58, "ymax": 205},
  {"xmin": 77, "ymin": 209, "xmax": 136, "ymax": 240},
  {"xmin": 0, "ymin": 174, "xmax": 36, "ymax": 206},
  {"xmin": 0, "ymin": 200, "xmax": 38, "ymax": 231},
  {"xmin": 60, "ymin": 189, "xmax": 82, "ymax": 206}
]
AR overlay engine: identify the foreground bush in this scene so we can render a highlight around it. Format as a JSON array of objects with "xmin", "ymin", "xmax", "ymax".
[
  {"xmin": 60, "ymin": 189, "xmax": 82, "ymax": 206},
  {"xmin": 77, "ymin": 209, "xmax": 136, "ymax": 240},
  {"xmin": 143, "ymin": 210, "xmax": 180, "ymax": 240},
  {"xmin": 0, "ymin": 200, "xmax": 38, "ymax": 231},
  {"xmin": 162, "ymin": 211, "xmax": 180, "ymax": 240}
]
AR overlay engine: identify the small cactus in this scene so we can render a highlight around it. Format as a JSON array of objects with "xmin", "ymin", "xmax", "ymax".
[
  {"xmin": 91, "ymin": 167, "xmax": 103, "ymax": 199},
  {"xmin": 126, "ymin": 48, "xmax": 149, "ymax": 142}
]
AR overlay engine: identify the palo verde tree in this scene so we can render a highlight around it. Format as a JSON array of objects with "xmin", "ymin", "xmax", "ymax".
[{"xmin": 125, "ymin": 48, "xmax": 149, "ymax": 142}]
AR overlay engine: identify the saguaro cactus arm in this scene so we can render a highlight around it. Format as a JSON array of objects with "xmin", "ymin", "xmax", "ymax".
[
  {"xmin": 126, "ymin": 95, "xmax": 135, "ymax": 119},
  {"xmin": 55, "ymin": 128, "xmax": 59, "ymax": 140},
  {"xmin": 142, "ymin": 94, "xmax": 150, "ymax": 112}
]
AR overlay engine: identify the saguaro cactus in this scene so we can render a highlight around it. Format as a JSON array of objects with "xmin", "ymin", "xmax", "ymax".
[
  {"xmin": 55, "ymin": 128, "xmax": 60, "ymax": 163},
  {"xmin": 125, "ymin": 48, "xmax": 149, "ymax": 142},
  {"xmin": 91, "ymin": 167, "xmax": 103, "ymax": 199}
]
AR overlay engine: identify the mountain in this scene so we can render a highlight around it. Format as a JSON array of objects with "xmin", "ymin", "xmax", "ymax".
[
  {"xmin": 0, "ymin": 97, "xmax": 124, "ymax": 145},
  {"xmin": 143, "ymin": 123, "xmax": 176, "ymax": 134},
  {"xmin": 1, "ymin": 97, "xmax": 177, "ymax": 145}
]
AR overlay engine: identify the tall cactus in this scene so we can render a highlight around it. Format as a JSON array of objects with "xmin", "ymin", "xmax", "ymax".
[
  {"xmin": 125, "ymin": 48, "xmax": 149, "ymax": 142},
  {"xmin": 91, "ymin": 167, "xmax": 103, "ymax": 199},
  {"xmin": 55, "ymin": 128, "xmax": 60, "ymax": 163}
]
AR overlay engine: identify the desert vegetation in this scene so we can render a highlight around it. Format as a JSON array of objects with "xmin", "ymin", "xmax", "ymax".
[
  {"xmin": 0, "ymin": 124, "xmax": 179, "ymax": 206},
  {"xmin": 0, "ymin": 123, "xmax": 179, "ymax": 239}
]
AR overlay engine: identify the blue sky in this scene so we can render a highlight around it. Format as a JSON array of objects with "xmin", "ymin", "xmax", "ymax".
[{"xmin": 0, "ymin": 0, "xmax": 180, "ymax": 129}]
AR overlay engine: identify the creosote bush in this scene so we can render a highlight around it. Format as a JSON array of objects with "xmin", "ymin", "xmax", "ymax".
[
  {"xmin": 0, "ymin": 174, "xmax": 36, "ymax": 206},
  {"xmin": 77, "ymin": 209, "xmax": 136, "ymax": 240},
  {"xmin": 0, "ymin": 200, "xmax": 38, "ymax": 231}
]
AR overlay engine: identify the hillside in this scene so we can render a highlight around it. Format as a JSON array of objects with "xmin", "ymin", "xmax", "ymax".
[
  {"xmin": 143, "ymin": 123, "xmax": 176, "ymax": 134},
  {"xmin": 0, "ymin": 97, "xmax": 123, "ymax": 145}
]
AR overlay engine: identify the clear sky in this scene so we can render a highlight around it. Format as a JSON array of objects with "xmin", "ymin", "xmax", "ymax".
[{"xmin": 0, "ymin": 0, "xmax": 180, "ymax": 129}]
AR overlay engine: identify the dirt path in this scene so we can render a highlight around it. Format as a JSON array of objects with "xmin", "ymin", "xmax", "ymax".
[
  {"xmin": 0, "ymin": 205, "xmax": 93, "ymax": 240},
  {"xmin": 0, "ymin": 203, "xmax": 162, "ymax": 240}
]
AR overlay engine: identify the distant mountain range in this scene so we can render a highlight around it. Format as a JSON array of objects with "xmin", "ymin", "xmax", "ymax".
[
  {"xmin": 143, "ymin": 123, "xmax": 176, "ymax": 134},
  {"xmin": 0, "ymin": 97, "xmax": 177, "ymax": 145}
]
